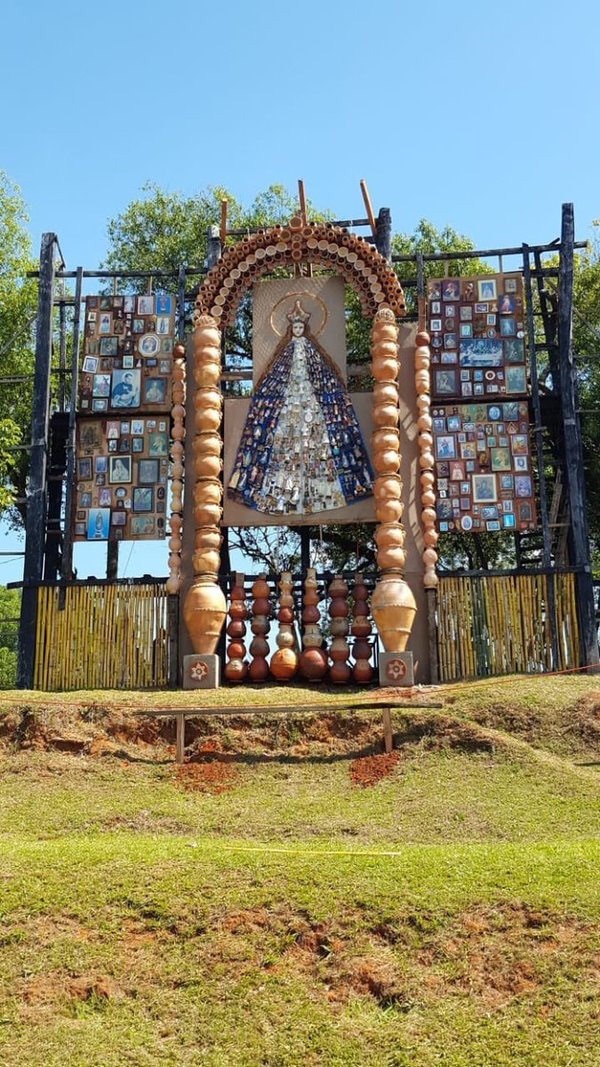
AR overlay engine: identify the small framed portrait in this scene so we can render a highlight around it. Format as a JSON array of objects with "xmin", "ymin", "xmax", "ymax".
[
  {"xmin": 138, "ymin": 459, "xmax": 159, "ymax": 484},
  {"xmin": 500, "ymin": 317, "xmax": 516, "ymax": 337},
  {"xmin": 161, "ymin": 337, "xmax": 173, "ymax": 354},
  {"xmin": 436, "ymin": 498, "xmax": 453, "ymax": 520},
  {"xmin": 474, "ymin": 383, "xmax": 484, "ymax": 396},
  {"xmin": 449, "ymin": 460, "xmax": 465, "ymax": 481},
  {"xmin": 490, "ymin": 447, "xmax": 511, "ymax": 472},
  {"xmin": 156, "ymin": 294, "xmax": 172, "ymax": 315},
  {"xmin": 442, "ymin": 279, "xmax": 460, "ymax": 301},
  {"xmin": 123, "ymin": 354, "xmax": 134, "ymax": 369},
  {"xmin": 148, "ymin": 431, "xmax": 169, "ymax": 456},
  {"xmin": 515, "ymin": 475, "xmax": 533, "ymax": 498},
  {"xmin": 478, "ymin": 279, "xmax": 497, "ymax": 301},
  {"xmin": 486, "ymin": 520, "xmax": 501, "ymax": 532},
  {"xmin": 87, "ymin": 507, "xmax": 110, "ymax": 540},
  {"xmin": 133, "ymin": 486, "xmax": 153, "ymax": 512},
  {"xmin": 460, "ymin": 441, "xmax": 477, "ymax": 460},
  {"xmin": 156, "ymin": 317, "xmax": 170, "ymax": 336},
  {"xmin": 499, "ymin": 294, "xmax": 515, "ymax": 315},
  {"xmin": 504, "ymin": 277, "xmax": 519, "ymax": 293},
  {"xmin": 133, "ymin": 318, "xmax": 145, "ymax": 334},
  {"xmin": 445, "ymin": 304, "xmax": 456, "ymax": 319},
  {"xmin": 433, "ymin": 368, "xmax": 459, "ymax": 396},
  {"xmin": 98, "ymin": 487, "xmax": 112, "ymax": 507},
  {"xmin": 108, "ymin": 439, "xmax": 117, "ymax": 452},
  {"xmin": 82, "ymin": 356, "xmax": 98, "ymax": 373},
  {"xmin": 506, "ymin": 366, "xmax": 527, "ymax": 394},
  {"xmin": 428, "ymin": 280, "xmax": 442, "ymax": 301},
  {"xmin": 118, "ymin": 438, "xmax": 131, "ymax": 453},
  {"xmin": 137, "ymin": 295, "xmax": 154, "ymax": 316},
  {"xmin": 504, "ymin": 339, "xmax": 525, "ymax": 364},
  {"xmin": 430, "ymin": 300, "xmax": 441, "ymax": 315},
  {"xmin": 131, "ymin": 419, "xmax": 144, "ymax": 435},
  {"xmin": 124, "ymin": 296, "xmax": 136, "ymax": 313},
  {"xmin": 111, "ymin": 511, "xmax": 127, "ymax": 526},
  {"xmin": 78, "ymin": 458, "xmax": 92, "ymax": 480},
  {"xmin": 132, "ymin": 437, "xmax": 144, "ymax": 453},
  {"xmin": 79, "ymin": 491, "xmax": 92, "ymax": 508},
  {"xmin": 109, "ymin": 455, "xmax": 132, "ymax": 484},
  {"xmin": 441, "ymin": 351, "xmax": 457, "ymax": 364},
  {"xmin": 99, "ymin": 336, "xmax": 118, "ymax": 357},
  {"xmin": 473, "ymin": 473, "xmax": 497, "ymax": 503},
  {"xmin": 120, "ymin": 421, "xmax": 130, "ymax": 434},
  {"xmin": 75, "ymin": 523, "xmax": 86, "ymax": 537},
  {"xmin": 502, "ymin": 513, "xmax": 516, "ymax": 529},
  {"xmin": 461, "ymin": 280, "xmax": 476, "ymax": 302},
  {"xmin": 486, "ymin": 314, "xmax": 497, "ymax": 326},
  {"xmin": 475, "ymin": 302, "xmax": 488, "ymax": 314},
  {"xmin": 95, "ymin": 473, "xmax": 105, "ymax": 486},
  {"xmin": 92, "ymin": 373, "xmax": 111, "ymax": 398},
  {"xmin": 106, "ymin": 420, "xmax": 120, "ymax": 439},
  {"xmin": 159, "ymin": 360, "xmax": 171, "ymax": 374},
  {"xmin": 461, "ymin": 382, "xmax": 473, "ymax": 396},
  {"xmin": 111, "ymin": 369, "xmax": 141, "ymax": 408},
  {"xmin": 95, "ymin": 455, "xmax": 108, "ymax": 474},
  {"xmin": 443, "ymin": 333, "xmax": 457, "ymax": 350},
  {"xmin": 460, "ymin": 323, "xmax": 473, "ymax": 338},
  {"xmin": 139, "ymin": 333, "xmax": 160, "ymax": 357},
  {"xmin": 131, "ymin": 515, "xmax": 156, "ymax": 536},
  {"xmin": 511, "ymin": 434, "xmax": 529, "ymax": 456},
  {"xmin": 143, "ymin": 377, "xmax": 168, "ymax": 405},
  {"xmin": 430, "ymin": 318, "xmax": 442, "ymax": 333},
  {"xmin": 460, "ymin": 305, "xmax": 473, "ymax": 321},
  {"xmin": 98, "ymin": 313, "xmax": 112, "ymax": 335},
  {"xmin": 447, "ymin": 415, "xmax": 462, "ymax": 432},
  {"xmin": 518, "ymin": 501, "xmax": 533, "ymax": 523},
  {"xmin": 514, "ymin": 455, "xmax": 529, "ymax": 472},
  {"xmin": 92, "ymin": 398, "xmax": 108, "ymax": 412},
  {"xmin": 433, "ymin": 417, "xmax": 446, "ymax": 432},
  {"xmin": 435, "ymin": 434, "xmax": 456, "ymax": 460}
]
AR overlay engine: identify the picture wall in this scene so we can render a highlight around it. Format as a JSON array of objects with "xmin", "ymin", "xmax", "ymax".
[
  {"xmin": 74, "ymin": 292, "xmax": 176, "ymax": 542},
  {"xmin": 427, "ymin": 274, "xmax": 537, "ymax": 534}
]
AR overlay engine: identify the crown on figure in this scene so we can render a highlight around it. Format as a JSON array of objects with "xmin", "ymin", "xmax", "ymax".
[{"xmin": 286, "ymin": 299, "xmax": 311, "ymax": 325}]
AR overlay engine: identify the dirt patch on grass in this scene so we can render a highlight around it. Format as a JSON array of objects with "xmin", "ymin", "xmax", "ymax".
[
  {"xmin": 21, "ymin": 971, "xmax": 119, "ymax": 1008},
  {"xmin": 465, "ymin": 691, "xmax": 600, "ymax": 759},
  {"xmin": 350, "ymin": 751, "xmax": 401, "ymax": 788},
  {"xmin": 175, "ymin": 742, "xmax": 238, "ymax": 794}
]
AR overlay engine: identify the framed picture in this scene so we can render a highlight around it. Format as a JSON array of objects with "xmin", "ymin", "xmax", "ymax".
[
  {"xmin": 499, "ymin": 295, "xmax": 515, "ymax": 314},
  {"xmin": 472, "ymin": 474, "xmax": 497, "ymax": 503},
  {"xmin": 478, "ymin": 279, "xmax": 497, "ymax": 301},
  {"xmin": 506, "ymin": 366, "xmax": 527, "ymax": 394},
  {"xmin": 109, "ymin": 455, "xmax": 132, "ymax": 484},
  {"xmin": 111, "ymin": 369, "xmax": 141, "ymax": 409},
  {"xmin": 144, "ymin": 378, "xmax": 168, "ymax": 405},
  {"xmin": 132, "ymin": 437, "xmax": 144, "ymax": 453},
  {"xmin": 98, "ymin": 313, "xmax": 112, "ymax": 335},
  {"xmin": 514, "ymin": 455, "xmax": 529, "ymax": 472},
  {"xmin": 138, "ymin": 459, "xmax": 159, "ymax": 484},
  {"xmin": 131, "ymin": 515, "xmax": 155, "ymax": 536},
  {"xmin": 441, "ymin": 351, "xmax": 458, "ymax": 364},
  {"xmin": 78, "ymin": 458, "xmax": 92, "ymax": 480},
  {"xmin": 159, "ymin": 360, "xmax": 171, "ymax": 374},
  {"xmin": 79, "ymin": 491, "xmax": 92, "ymax": 508},
  {"xmin": 449, "ymin": 460, "xmax": 464, "ymax": 481},
  {"xmin": 99, "ymin": 336, "xmax": 118, "ymax": 357},
  {"xmin": 435, "ymin": 434, "xmax": 456, "ymax": 460},
  {"xmin": 123, "ymin": 354, "xmax": 134, "ymax": 369},
  {"xmin": 111, "ymin": 511, "xmax": 127, "ymax": 526},
  {"xmin": 92, "ymin": 373, "xmax": 111, "ymax": 398},
  {"xmin": 460, "ymin": 323, "xmax": 473, "ymax": 338},
  {"xmin": 518, "ymin": 501, "xmax": 533, "ymax": 523},
  {"xmin": 504, "ymin": 339, "xmax": 525, "ymax": 364},
  {"xmin": 156, "ymin": 295, "xmax": 172, "ymax": 315},
  {"xmin": 511, "ymin": 434, "xmax": 529, "ymax": 456},
  {"xmin": 131, "ymin": 419, "xmax": 144, "ymax": 435},
  {"xmin": 460, "ymin": 306, "xmax": 473, "ymax": 321},
  {"xmin": 82, "ymin": 356, "xmax": 98, "ymax": 373},
  {"xmin": 460, "ymin": 338, "xmax": 503, "ymax": 367},
  {"xmin": 95, "ymin": 456, "xmax": 108, "ymax": 474},
  {"xmin": 433, "ymin": 369, "xmax": 458, "ymax": 396},
  {"xmin": 500, "ymin": 317, "xmax": 516, "ymax": 337},
  {"xmin": 148, "ymin": 431, "xmax": 169, "ymax": 456},
  {"xmin": 461, "ymin": 280, "xmax": 476, "ymax": 302},
  {"xmin": 515, "ymin": 475, "xmax": 533, "ymax": 498},
  {"xmin": 137, "ymin": 296, "xmax": 154, "ymax": 316},
  {"xmin": 156, "ymin": 317, "xmax": 171, "ymax": 335},
  {"xmin": 92, "ymin": 399, "xmax": 108, "ymax": 412},
  {"xmin": 87, "ymin": 508, "xmax": 110, "ymax": 540},
  {"xmin": 502, "ymin": 513, "xmax": 516, "ymax": 529},
  {"xmin": 428, "ymin": 281, "xmax": 442, "ymax": 300},
  {"xmin": 490, "ymin": 447, "xmax": 511, "ymax": 472},
  {"xmin": 447, "ymin": 415, "xmax": 462, "ymax": 432},
  {"xmin": 445, "ymin": 305, "xmax": 456, "ymax": 319},
  {"xmin": 133, "ymin": 487, "xmax": 153, "ymax": 512},
  {"xmin": 504, "ymin": 277, "xmax": 518, "ymax": 293},
  {"xmin": 442, "ymin": 279, "xmax": 460, "ymax": 301},
  {"xmin": 133, "ymin": 318, "xmax": 145, "ymax": 333},
  {"xmin": 98, "ymin": 488, "xmax": 112, "ymax": 507},
  {"xmin": 430, "ymin": 318, "xmax": 442, "ymax": 333},
  {"xmin": 139, "ymin": 333, "xmax": 160, "ymax": 357},
  {"xmin": 443, "ymin": 333, "xmax": 457, "ymax": 350},
  {"xmin": 460, "ymin": 441, "xmax": 477, "ymax": 460}
]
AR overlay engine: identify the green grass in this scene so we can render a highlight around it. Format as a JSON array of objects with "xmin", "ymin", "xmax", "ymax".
[{"xmin": 0, "ymin": 676, "xmax": 599, "ymax": 1065}]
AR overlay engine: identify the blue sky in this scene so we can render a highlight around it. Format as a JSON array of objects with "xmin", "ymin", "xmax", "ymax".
[{"xmin": 2, "ymin": 0, "xmax": 599, "ymax": 582}]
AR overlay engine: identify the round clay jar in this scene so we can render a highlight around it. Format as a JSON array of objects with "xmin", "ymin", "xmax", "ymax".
[{"xmin": 300, "ymin": 648, "xmax": 328, "ymax": 681}]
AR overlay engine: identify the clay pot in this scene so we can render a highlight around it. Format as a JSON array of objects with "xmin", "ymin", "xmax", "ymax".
[
  {"xmin": 417, "ymin": 414, "xmax": 433, "ymax": 433},
  {"xmin": 374, "ymin": 474, "xmax": 402, "ymax": 501},
  {"xmin": 351, "ymin": 616, "xmax": 371, "ymax": 639},
  {"xmin": 165, "ymin": 575, "xmax": 180, "ymax": 595},
  {"xmin": 377, "ymin": 545, "xmax": 406, "ymax": 572},
  {"xmin": 183, "ymin": 578, "xmax": 227, "ymax": 654},
  {"xmin": 372, "ymin": 403, "xmax": 399, "ymax": 429},
  {"xmin": 224, "ymin": 659, "xmax": 247, "ymax": 683},
  {"xmin": 194, "ymin": 363, "xmax": 221, "ymax": 388},
  {"xmin": 194, "ymin": 407, "xmax": 221, "ymax": 433},
  {"xmin": 421, "ymin": 489, "xmax": 436, "ymax": 508},
  {"xmin": 194, "ymin": 388, "xmax": 222, "ymax": 411},
  {"xmin": 303, "ymin": 625, "xmax": 323, "ymax": 649},
  {"xmin": 303, "ymin": 589, "xmax": 320, "ymax": 607},
  {"xmin": 329, "ymin": 597, "xmax": 348, "ymax": 619},
  {"xmin": 249, "ymin": 635, "xmax": 269, "ymax": 658},
  {"xmin": 416, "ymin": 330, "xmax": 430, "ymax": 347},
  {"xmin": 193, "ymin": 433, "xmax": 221, "ymax": 457},
  {"xmin": 372, "ymin": 428, "xmax": 400, "ymax": 452},
  {"xmin": 370, "ymin": 576, "xmax": 417, "ymax": 653},
  {"xmin": 373, "ymin": 382, "xmax": 399, "ymax": 405},
  {"xmin": 252, "ymin": 597, "xmax": 271, "ymax": 617},
  {"xmin": 373, "ymin": 356, "xmax": 399, "ymax": 381},
  {"xmin": 195, "ymin": 528, "xmax": 222, "ymax": 551},
  {"xmin": 375, "ymin": 522, "xmax": 404, "ymax": 549},
  {"xmin": 227, "ymin": 619, "xmax": 246, "ymax": 639},
  {"xmin": 229, "ymin": 600, "xmax": 247, "ymax": 621},
  {"xmin": 330, "ymin": 617, "xmax": 349, "ymax": 637},
  {"xmin": 248, "ymin": 657, "xmax": 270, "ymax": 682},
  {"xmin": 329, "ymin": 661, "xmax": 351, "ymax": 685},
  {"xmin": 373, "ymin": 449, "xmax": 400, "ymax": 474},
  {"xmin": 375, "ymin": 498, "xmax": 403, "ymax": 523},
  {"xmin": 278, "ymin": 607, "xmax": 294, "ymax": 625},
  {"xmin": 329, "ymin": 637, "xmax": 349, "ymax": 662},
  {"xmin": 227, "ymin": 640, "xmax": 245, "ymax": 660},
  {"xmin": 192, "ymin": 549, "xmax": 221, "ymax": 575},
  {"xmin": 302, "ymin": 604, "xmax": 320, "ymax": 625},
  {"xmin": 415, "ymin": 369, "xmax": 430, "ymax": 393},
  {"xmin": 353, "ymin": 661, "xmax": 374, "ymax": 684},
  {"xmin": 194, "ymin": 453, "xmax": 222, "ymax": 478},
  {"xmin": 194, "ymin": 479, "xmax": 222, "ymax": 505},
  {"xmin": 251, "ymin": 616, "xmax": 270, "ymax": 635},
  {"xmin": 300, "ymin": 648, "xmax": 328, "ymax": 681},
  {"xmin": 353, "ymin": 639, "xmax": 372, "ymax": 661},
  {"xmin": 270, "ymin": 648, "xmax": 299, "ymax": 681},
  {"xmin": 193, "ymin": 503, "xmax": 222, "ymax": 526},
  {"xmin": 424, "ymin": 528, "xmax": 439, "ymax": 547},
  {"xmin": 276, "ymin": 629, "xmax": 295, "ymax": 650},
  {"xmin": 252, "ymin": 577, "xmax": 270, "ymax": 599}
]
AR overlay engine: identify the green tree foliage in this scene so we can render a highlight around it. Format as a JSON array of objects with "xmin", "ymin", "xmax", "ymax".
[
  {"xmin": 0, "ymin": 172, "xmax": 37, "ymax": 521},
  {"xmin": 571, "ymin": 223, "xmax": 600, "ymax": 567},
  {"xmin": 0, "ymin": 586, "xmax": 19, "ymax": 688}
]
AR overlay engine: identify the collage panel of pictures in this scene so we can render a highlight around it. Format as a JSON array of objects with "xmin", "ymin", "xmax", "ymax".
[
  {"xmin": 428, "ymin": 274, "xmax": 528, "ymax": 400},
  {"xmin": 432, "ymin": 401, "xmax": 537, "ymax": 533},
  {"xmin": 74, "ymin": 417, "xmax": 169, "ymax": 542},
  {"xmin": 79, "ymin": 293, "xmax": 176, "ymax": 414}
]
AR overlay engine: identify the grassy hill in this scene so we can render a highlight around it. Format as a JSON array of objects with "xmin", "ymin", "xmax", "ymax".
[{"xmin": 0, "ymin": 676, "xmax": 599, "ymax": 1066}]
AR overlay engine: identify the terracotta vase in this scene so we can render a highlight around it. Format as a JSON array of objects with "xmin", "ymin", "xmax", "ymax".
[
  {"xmin": 370, "ymin": 576, "xmax": 417, "ymax": 653},
  {"xmin": 226, "ymin": 619, "xmax": 246, "ymax": 639},
  {"xmin": 249, "ymin": 635, "xmax": 269, "ymax": 658},
  {"xmin": 329, "ymin": 661, "xmax": 351, "ymax": 685},
  {"xmin": 353, "ymin": 661, "xmax": 374, "ymax": 684},
  {"xmin": 270, "ymin": 647, "xmax": 298, "ymax": 682},
  {"xmin": 300, "ymin": 648, "xmax": 328, "ymax": 681},
  {"xmin": 183, "ymin": 578, "xmax": 227, "ymax": 654},
  {"xmin": 248, "ymin": 657, "xmax": 270, "ymax": 682},
  {"xmin": 224, "ymin": 659, "xmax": 248, "ymax": 683}
]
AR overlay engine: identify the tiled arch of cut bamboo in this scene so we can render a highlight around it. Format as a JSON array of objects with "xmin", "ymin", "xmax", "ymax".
[{"xmin": 183, "ymin": 216, "xmax": 417, "ymax": 658}]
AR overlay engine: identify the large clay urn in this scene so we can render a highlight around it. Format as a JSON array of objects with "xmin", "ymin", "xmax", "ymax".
[
  {"xmin": 370, "ymin": 575, "xmax": 417, "ymax": 653},
  {"xmin": 183, "ymin": 577, "xmax": 227, "ymax": 654}
]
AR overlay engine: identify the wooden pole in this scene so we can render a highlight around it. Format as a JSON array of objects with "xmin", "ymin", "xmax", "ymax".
[
  {"xmin": 359, "ymin": 179, "xmax": 377, "ymax": 238},
  {"xmin": 176, "ymin": 713, "xmax": 185, "ymax": 763},
  {"xmin": 220, "ymin": 201, "xmax": 228, "ymax": 248},
  {"xmin": 61, "ymin": 266, "xmax": 83, "ymax": 581},
  {"xmin": 206, "ymin": 225, "xmax": 222, "ymax": 269},
  {"xmin": 298, "ymin": 180, "xmax": 308, "ymax": 226},
  {"xmin": 17, "ymin": 233, "xmax": 57, "ymax": 688},
  {"xmin": 557, "ymin": 203, "xmax": 599, "ymax": 668},
  {"xmin": 382, "ymin": 708, "xmax": 393, "ymax": 754},
  {"xmin": 375, "ymin": 207, "xmax": 392, "ymax": 261}
]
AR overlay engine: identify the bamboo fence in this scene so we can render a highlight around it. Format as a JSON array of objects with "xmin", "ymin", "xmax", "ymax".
[
  {"xmin": 436, "ymin": 572, "xmax": 580, "ymax": 682},
  {"xmin": 33, "ymin": 584, "xmax": 170, "ymax": 691}
]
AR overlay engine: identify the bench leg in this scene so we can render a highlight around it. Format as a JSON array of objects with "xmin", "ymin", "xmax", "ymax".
[
  {"xmin": 176, "ymin": 715, "xmax": 185, "ymax": 764},
  {"xmin": 382, "ymin": 708, "xmax": 393, "ymax": 754}
]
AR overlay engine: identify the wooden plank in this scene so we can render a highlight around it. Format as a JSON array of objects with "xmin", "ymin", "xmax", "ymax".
[
  {"xmin": 382, "ymin": 708, "xmax": 393, "ymax": 754},
  {"xmin": 176, "ymin": 714, "xmax": 185, "ymax": 764}
]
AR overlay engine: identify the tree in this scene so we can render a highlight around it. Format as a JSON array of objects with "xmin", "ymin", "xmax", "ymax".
[
  {"xmin": 0, "ymin": 172, "xmax": 38, "ymax": 523},
  {"xmin": 0, "ymin": 586, "xmax": 19, "ymax": 688}
]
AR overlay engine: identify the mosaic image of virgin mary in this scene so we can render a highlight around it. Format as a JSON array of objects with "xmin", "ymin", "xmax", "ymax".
[{"xmin": 227, "ymin": 300, "xmax": 374, "ymax": 516}]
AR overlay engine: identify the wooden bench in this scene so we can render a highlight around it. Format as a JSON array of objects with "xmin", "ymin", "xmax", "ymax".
[{"xmin": 138, "ymin": 700, "xmax": 443, "ymax": 763}]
